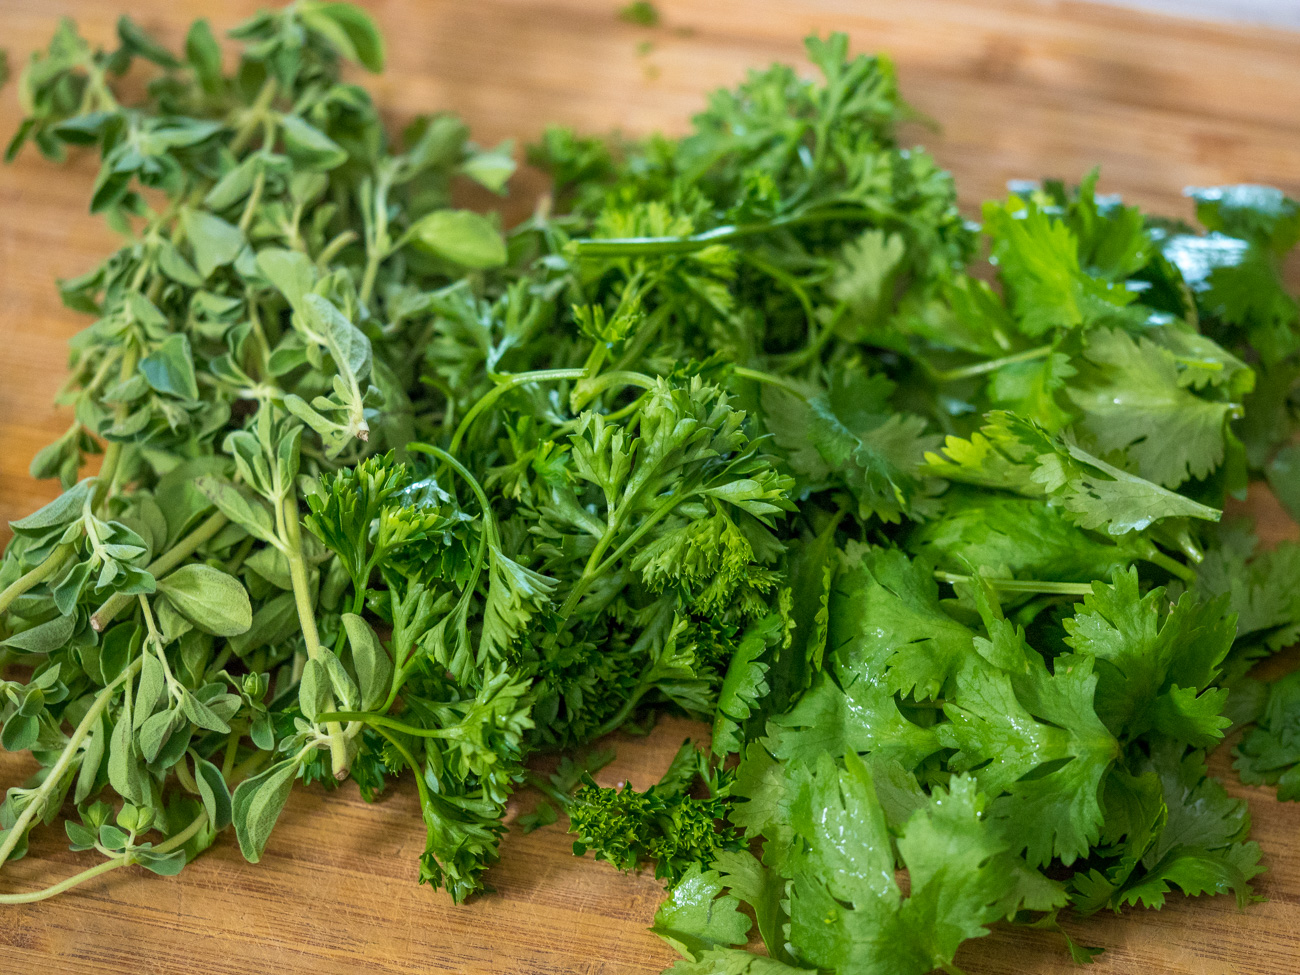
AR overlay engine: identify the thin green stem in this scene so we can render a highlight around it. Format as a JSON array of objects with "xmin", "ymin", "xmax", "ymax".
[
  {"xmin": 280, "ymin": 493, "xmax": 349, "ymax": 780},
  {"xmin": 230, "ymin": 748, "xmax": 270, "ymax": 784},
  {"xmin": 318, "ymin": 711, "xmax": 454, "ymax": 739},
  {"xmin": 775, "ymin": 302, "xmax": 847, "ymax": 373},
  {"xmin": 93, "ymin": 341, "xmax": 142, "ymax": 509},
  {"xmin": 238, "ymin": 163, "xmax": 266, "ymax": 236},
  {"xmin": 229, "ymin": 77, "xmax": 278, "ymax": 156},
  {"xmin": 557, "ymin": 527, "xmax": 618, "ymax": 620},
  {"xmin": 934, "ymin": 571, "xmax": 1093, "ymax": 596},
  {"xmin": 568, "ymin": 205, "xmax": 870, "ymax": 257},
  {"xmin": 174, "ymin": 756, "xmax": 200, "ymax": 795},
  {"xmin": 731, "ymin": 366, "xmax": 809, "ymax": 402},
  {"xmin": 0, "ymin": 543, "xmax": 76, "ymax": 617},
  {"xmin": 221, "ymin": 732, "xmax": 241, "ymax": 780},
  {"xmin": 358, "ymin": 172, "xmax": 393, "ymax": 307},
  {"xmin": 151, "ymin": 810, "xmax": 209, "ymax": 854},
  {"xmin": 0, "ymin": 858, "xmax": 124, "ymax": 904},
  {"xmin": 0, "ymin": 655, "xmax": 145, "ymax": 868},
  {"xmin": 523, "ymin": 771, "xmax": 571, "ymax": 809},
  {"xmin": 358, "ymin": 251, "xmax": 382, "ymax": 308},
  {"xmin": 90, "ymin": 512, "xmax": 230, "ymax": 631},
  {"xmin": 367, "ymin": 724, "xmax": 431, "ymax": 814},
  {"xmin": 929, "ymin": 345, "xmax": 1052, "ymax": 382},
  {"xmin": 569, "ymin": 369, "xmax": 657, "ymax": 412},
  {"xmin": 0, "ymin": 809, "xmax": 208, "ymax": 905},
  {"xmin": 315, "ymin": 230, "xmax": 358, "ymax": 268},
  {"xmin": 448, "ymin": 368, "xmax": 587, "ymax": 455},
  {"xmin": 592, "ymin": 685, "xmax": 649, "ymax": 739},
  {"xmin": 1142, "ymin": 547, "xmax": 1197, "ymax": 584}
]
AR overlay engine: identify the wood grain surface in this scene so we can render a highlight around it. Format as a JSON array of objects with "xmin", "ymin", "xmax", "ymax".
[{"xmin": 0, "ymin": 2, "xmax": 1298, "ymax": 973}]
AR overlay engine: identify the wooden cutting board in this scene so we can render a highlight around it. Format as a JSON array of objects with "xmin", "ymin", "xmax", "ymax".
[{"xmin": 0, "ymin": 2, "xmax": 1298, "ymax": 972}]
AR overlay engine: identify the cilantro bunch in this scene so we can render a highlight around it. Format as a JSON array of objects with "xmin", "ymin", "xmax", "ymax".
[{"xmin": 1, "ymin": 7, "xmax": 1299, "ymax": 975}]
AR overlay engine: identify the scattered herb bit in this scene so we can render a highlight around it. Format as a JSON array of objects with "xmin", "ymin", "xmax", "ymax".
[{"xmin": 621, "ymin": 1, "xmax": 661, "ymax": 28}]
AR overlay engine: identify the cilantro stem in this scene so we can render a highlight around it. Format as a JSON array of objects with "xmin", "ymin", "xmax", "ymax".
[
  {"xmin": 448, "ymin": 368, "xmax": 587, "ymax": 455},
  {"xmin": 568, "ymin": 206, "xmax": 871, "ymax": 257},
  {"xmin": 774, "ymin": 302, "xmax": 847, "ymax": 373},
  {"xmin": 929, "ymin": 345, "xmax": 1053, "ymax": 382},
  {"xmin": 731, "ymin": 366, "xmax": 810, "ymax": 401},
  {"xmin": 90, "ymin": 511, "xmax": 230, "ymax": 631},
  {"xmin": 0, "ymin": 542, "xmax": 76, "ymax": 617},
  {"xmin": 0, "ymin": 654, "xmax": 145, "ymax": 869},
  {"xmin": 1140, "ymin": 546, "xmax": 1197, "ymax": 584},
  {"xmin": 743, "ymin": 249, "xmax": 819, "ymax": 340},
  {"xmin": 279, "ymin": 492, "xmax": 350, "ymax": 780},
  {"xmin": 934, "ymin": 571, "xmax": 1094, "ymax": 596}
]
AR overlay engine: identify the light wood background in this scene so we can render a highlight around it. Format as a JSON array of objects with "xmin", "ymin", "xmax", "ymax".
[{"xmin": 0, "ymin": 2, "xmax": 1298, "ymax": 973}]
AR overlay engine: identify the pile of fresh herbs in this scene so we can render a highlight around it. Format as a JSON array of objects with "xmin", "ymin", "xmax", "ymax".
[{"xmin": 1, "ymin": 5, "xmax": 1299, "ymax": 973}]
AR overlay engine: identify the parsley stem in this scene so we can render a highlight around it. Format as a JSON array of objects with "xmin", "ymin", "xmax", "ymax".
[
  {"xmin": 0, "ymin": 654, "xmax": 145, "ymax": 869},
  {"xmin": 407, "ymin": 445, "xmax": 493, "ymax": 614},
  {"xmin": 568, "ymin": 206, "xmax": 871, "ymax": 257},
  {"xmin": 523, "ymin": 771, "xmax": 571, "ymax": 809},
  {"xmin": 570, "ymin": 369, "xmax": 657, "ymax": 411},
  {"xmin": 558, "ymin": 527, "xmax": 618, "ymax": 621},
  {"xmin": 934, "ymin": 571, "xmax": 1093, "ymax": 596},
  {"xmin": 928, "ymin": 345, "xmax": 1052, "ymax": 382},
  {"xmin": 280, "ymin": 493, "xmax": 350, "ymax": 780},
  {"xmin": 317, "ymin": 711, "xmax": 454, "ymax": 739},
  {"xmin": 90, "ymin": 511, "xmax": 230, "ymax": 632},
  {"xmin": 591, "ymin": 687, "xmax": 647, "ymax": 740},
  {"xmin": 0, "ymin": 542, "xmax": 76, "ymax": 618},
  {"xmin": 365, "ymin": 723, "xmax": 435, "ymax": 839},
  {"xmin": 448, "ymin": 368, "xmax": 587, "ymax": 455}
]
